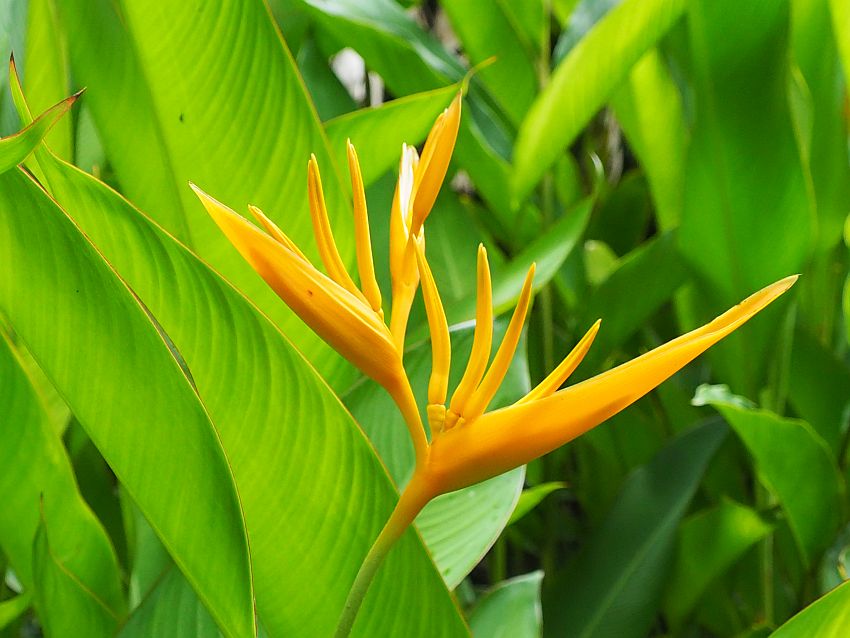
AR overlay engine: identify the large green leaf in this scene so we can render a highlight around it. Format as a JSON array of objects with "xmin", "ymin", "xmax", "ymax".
[
  {"xmin": 468, "ymin": 571, "xmax": 543, "ymax": 638},
  {"xmin": 704, "ymin": 391, "xmax": 842, "ymax": 567},
  {"xmin": 440, "ymin": 0, "xmax": 537, "ymax": 124},
  {"xmin": 324, "ymin": 85, "xmax": 457, "ymax": 187},
  {"xmin": 663, "ymin": 500, "xmax": 772, "ymax": 628},
  {"xmin": 25, "ymin": 142, "xmax": 468, "ymax": 635},
  {"xmin": 771, "ymin": 579, "xmax": 850, "ymax": 637},
  {"xmin": 59, "ymin": 0, "xmax": 352, "ymax": 380},
  {"xmin": 678, "ymin": 0, "xmax": 814, "ymax": 395},
  {"xmin": 32, "ymin": 519, "xmax": 118, "ymax": 638},
  {"xmin": 345, "ymin": 322, "xmax": 528, "ymax": 589},
  {"xmin": 0, "ymin": 169, "xmax": 255, "ymax": 638},
  {"xmin": 543, "ymin": 421, "xmax": 727, "ymax": 638},
  {"xmin": 0, "ymin": 332, "xmax": 123, "ymax": 620},
  {"xmin": 512, "ymin": 0, "xmax": 685, "ymax": 203}
]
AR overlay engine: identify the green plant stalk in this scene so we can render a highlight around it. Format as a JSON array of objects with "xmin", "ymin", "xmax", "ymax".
[{"xmin": 335, "ymin": 474, "xmax": 432, "ymax": 637}]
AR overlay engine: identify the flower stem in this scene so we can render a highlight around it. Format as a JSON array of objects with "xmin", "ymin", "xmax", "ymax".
[{"xmin": 334, "ymin": 474, "xmax": 432, "ymax": 637}]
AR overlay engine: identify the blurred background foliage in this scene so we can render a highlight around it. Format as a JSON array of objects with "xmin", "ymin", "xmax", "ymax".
[{"xmin": 0, "ymin": 0, "xmax": 849, "ymax": 636}]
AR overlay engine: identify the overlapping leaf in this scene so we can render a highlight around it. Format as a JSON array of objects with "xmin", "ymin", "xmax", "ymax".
[{"xmin": 0, "ymin": 169, "xmax": 255, "ymax": 638}]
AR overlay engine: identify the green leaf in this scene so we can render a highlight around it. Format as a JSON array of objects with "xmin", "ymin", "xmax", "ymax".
[
  {"xmin": 788, "ymin": 328, "xmax": 850, "ymax": 454},
  {"xmin": 512, "ymin": 0, "xmax": 685, "ymax": 202},
  {"xmin": 0, "ymin": 169, "xmax": 255, "ymax": 638},
  {"xmin": 444, "ymin": 197, "xmax": 592, "ymax": 333},
  {"xmin": 677, "ymin": 0, "xmax": 813, "ymax": 395},
  {"xmin": 325, "ymin": 85, "xmax": 457, "ymax": 187},
  {"xmin": 508, "ymin": 482, "xmax": 568, "ymax": 525},
  {"xmin": 771, "ymin": 579, "xmax": 850, "ymax": 637},
  {"xmin": 0, "ymin": 87, "xmax": 75, "ymax": 173},
  {"xmin": 26, "ymin": 142, "xmax": 468, "ymax": 635},
  {"xmin": 831, "ymin": 0, "xmax": 850, "ymax": 86},
  {"xmin": 440, "ymin": 0, "xmax": 537, "ymax": 124},
  {"xmin": 611, "ymin": 49, "xmax": 686, "ymax": 230},
  {"xmin": 120, "ymin": 567, "xmax": 220, "ymax": 638},
  {"xmin": 576, "ymin": 231, "xmax": 687, "ymax": 373},
  {"xmin": 346, "ymin": 321, "xmax": 528, "ymax": 589},
  {"xmin": 469, "ymin": 571, "xmax": 543, "ymax": 638},
  {"xmin": 707, "ymin": 393, "xmax": 843, "ymax": 567},
  {"xmin": 0, "ymin": 593, "xmax": 31, "ymax": 630},
  {"xmin": 59, "ymin": 0, "xmax": 352, "ymax": 380},
  {"xmin": 0, "ymin": 331, "xmax": 123, "ymax": 617},
  {"xmin": 543, "ymin": 421, "xmax": 728, "ymax": 638},
  {"xmin": 663, "ymin": 500, "xmax": 772, "ymax": 628},
  {"xmin": 22, "ymin": 0, "xmax": 71, "ymax": 161},
  {"xmin": 303, "ymin": 0, "xmax": 461, "ymax": 95},
  {"xmin": 33, "ymin": 518, "xmax": 119, "ymax": 638}
]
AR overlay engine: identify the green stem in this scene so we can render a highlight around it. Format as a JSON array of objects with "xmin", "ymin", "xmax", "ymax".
[{"xmin": 335, "ymin": 474, "xmax": 432, "ymax": 637}]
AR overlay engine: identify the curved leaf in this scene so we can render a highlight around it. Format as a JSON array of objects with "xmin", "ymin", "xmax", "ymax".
[
  {"xmin": 0, "ymin": 87, "xmax": 76, "ymax": 172},
  {"xmin": 543, "ymin": 421, "xmax": 727, "ymax": 638},
  {"xmin": 0, "ymin": 169, "xmax": 255, "ymax": 638},
  {"xmin": 59, "ymin": 0, "xmax": 352, "ymax": 380},
  {"xmin": 33, "ymin": 519, "xmax": 118, "ymax": 638},
  {"xmin": 469, "ymin": 571, "xmax": 543, "ymax": 638},
  {"xmin": 512, "ymin": 0, "xmax": 685, "ymax": 203},
  {"xmin": 772, "ymin": 579, "xmax": 850, "ymax": 637},
  {"xmin": 0, "ymin": 331, "xmax": 123, "ymax": 617},
  {"xmin": 25, "ymin": 141, "xmax": 468, "ymax": 635},
  {"xmin": 707, "ymin": 395, "xmax": 842, "ymax": 567}
]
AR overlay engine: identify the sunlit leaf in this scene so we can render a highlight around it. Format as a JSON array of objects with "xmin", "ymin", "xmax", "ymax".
[{"xmin": 0, "ymin": 169, "xmax": 255, "ymax": 638}]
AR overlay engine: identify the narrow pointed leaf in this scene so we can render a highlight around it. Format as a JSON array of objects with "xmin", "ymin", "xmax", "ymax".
[
  {"xmin": 0, "ymin": 91, "xmax": 75, "ymax": 173},
  {"xmin": 33, "ymin": 518, "xmax": 119, "ymax": 638},
  {"xmin": 0, "ymin": 169, "xmax": 255, "ymax": 638},
  {"xmin": 512, "ymin": 0, "xmax": 685, "ymax": 202}
]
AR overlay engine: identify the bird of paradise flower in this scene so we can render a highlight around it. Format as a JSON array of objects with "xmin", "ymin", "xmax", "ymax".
[{"xmin": 191, "ymin": 93, "xmax": 796, "ymax": 636}]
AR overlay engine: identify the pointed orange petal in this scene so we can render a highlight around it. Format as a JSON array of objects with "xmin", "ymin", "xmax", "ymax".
[
  {"xmin": 446, "ymin": 245, "xmax": 493, "ymax": 428},
  {"xmin": 414, "ymin": 240, "xmax": 451, "ymax": 407},
  {"xmin": 191, "ymin": 184, "xmax": 402, "ymax": 390},
  {"xmin": 247, "ymin": 205, "xmax": 308, "ymax": 262},
  {"xmin": 347, "ymin": 141, "xmax": 383, "ymax": 314},
  {"xmin": 410, "ymin": 92, "xmax": 461, "ymax": 234},
  {"xmin": 459, "ymin": 263, "xmax": 535, "ymax": 425},
  {"xmin": 517, "ymin": 319, "xmax": 601, "ymax": 404},
  {"xmin": 307, "ymin": 156, "xmax": 366, "ymax": 303},
  {"xmin": 426, "ymin": 276, "xmax": 798, "ymax": 493}
]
